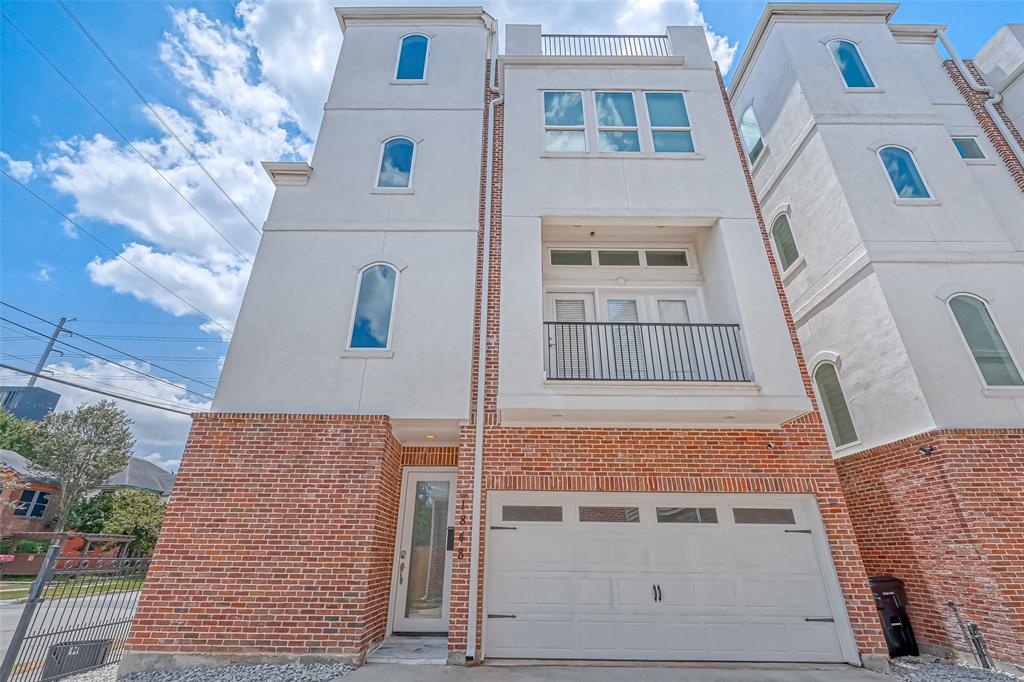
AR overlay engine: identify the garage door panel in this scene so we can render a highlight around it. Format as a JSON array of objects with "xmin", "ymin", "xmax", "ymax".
[
  {"xmin": 535, "ymin": 578, "xmax": 573, "ymax": 605},
  {"xmin": 695, "ymin": 579, "xmax": 737, "ymax": 607},
  {"xmin": 577, "ymin": 578, "xmax": 613, "ymax": 604},
  {"xmin": 652, "ymin": 537, "xmax": 695, "ymax": 568},
  {"xmin": 617, "ymin": 621, "xmax": 663, "ymax": 652}
]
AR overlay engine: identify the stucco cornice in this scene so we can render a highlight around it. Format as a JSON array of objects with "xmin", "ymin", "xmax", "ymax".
[
  {"xmin": 261, "ymin": 161, "xmax": 312, "ymax": 187},
  {"xmin": 499, "ymin": 55, "xmax": 686, "ymax": 69},
  {"xmin": 729, "ymin": 3, "xmax": 899, "ymax": 97},
  {"xmin": 888, "ymin": 23, "xmax": 946, "ymax": 43},
  {"xmin": 335, "ymin": 6, "xmax": 495, "ymax": 33}
]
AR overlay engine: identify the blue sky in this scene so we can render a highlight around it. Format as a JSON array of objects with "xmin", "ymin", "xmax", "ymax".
[{"xmin": 1, "ymin": 0, "xmax": 1020, "ymax": 470}]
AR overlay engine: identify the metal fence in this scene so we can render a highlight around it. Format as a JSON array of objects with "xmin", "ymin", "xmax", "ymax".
[
  {"xmin": 544, "ymin": 321, "xmax": 751, "ymax": 382},
  {"xmin": 1, "ymin": 546, "xmax": 149, "ymax": 682},
  {"xmin": 541, "ymin": 34, "xmax": 670, "ymax": 57}
]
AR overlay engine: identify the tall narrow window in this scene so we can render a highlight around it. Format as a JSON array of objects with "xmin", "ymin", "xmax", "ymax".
[
  {"xmin": 350, "ymin": 264, "xmax": 398, "ymax": 349},
  {"xmin": 771, "ymin": 214, "xmax": 800, "ymax": 271},
  {"xmin": 739, "ymin": 106, "xmax": 765, "ymax": 164},
  {"xmin": 395, "ymin": 34, "xmax": 429, "ymax": 80},
  {"xmin": 948, "ymin": 295, "xmax": 1023, "ymax": 386},
  {"xmin": 596, "ymin": 91, "xmax": 640, "ymax": 152},
  {"xmin": 543, "ymin": 91, "xmax": 586, "ymax": 152},
  {"xmin": 814, "ymin": 362, "xmax": 859, "ymax": 448},
  {"xmin": 828, "ymin": 40, "xmax": 875, "ymax": 88},
  {"xmin": 377, "ymin": 137, "xmax": 415, "ymax": 189},
  {"xmin": 645, "ymin": 92, "xmax": 694, "ymax": 153},
  {"xmin": 878, "ymin": 146, "xmax": 930, "ymax": 199}
]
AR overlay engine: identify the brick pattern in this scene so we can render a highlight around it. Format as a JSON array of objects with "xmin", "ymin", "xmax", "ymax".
[
  {"xmin": 0, "ymin": 482, "xmax": 60, "ymax": 537},
  {"xmin": 835, "ymin": 428, "xmax": 1024, "ymax": 666},
  {"xmin": 944, "ymin": 60, "xmax": 1024, "ymax": 192},
  {"xmin": 401, "ymin": 447, "xmax": 459, "ymax": 467}
]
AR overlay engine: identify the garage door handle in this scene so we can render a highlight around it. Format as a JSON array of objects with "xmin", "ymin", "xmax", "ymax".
[
  {"xmin": 804, "ymin": 617, "xmax": 834, "ymax": 622},
  {"xmin": 488, "ymin": 614, "xmax": 516, "ymax": 619}
]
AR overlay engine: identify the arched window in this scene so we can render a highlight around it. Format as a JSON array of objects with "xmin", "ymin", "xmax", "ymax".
[
  {"xmin": 771, "ymin": 214, "xmax": 800, "ymax": 271},
  {"xmin": 377, "ymin": 137, "xmax": 415, "ymax": 189},
  {"xmin": 948, "ymin": 294, "xmax": 1023, "ymax": 386},
  {"xmin": 813, "ymin": 362, "xmax": 859, "ymax": 448},
  {"xmin": 395, "ymin": 34, "xmax": 429, "ymax": 80},
  {"xmin": 827, "ymin": 40, "xmax": 875, "ymax": 88},
  {"xmin": 878, "ymin": 146, "xmax": 930, "ymax": 199},
  {"xmin": 350, "ymin": 264, "xmax": 398, "ymax": 349},
  {"xmin": 739, "ymin": 107, "xmax": 765, "ymax": 164}
]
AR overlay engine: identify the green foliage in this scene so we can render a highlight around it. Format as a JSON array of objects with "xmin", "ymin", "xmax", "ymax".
[
  {"xmin": 66, "ymin": 491, "xmax": 116, "ymax": 534},
  {"xmin": 101, "ymin": 489, "xmax": 165, "ymax": 555},
  {"xmin": 0, "ymin": 539, "xmax": 50, "ymax": 554},
  {"xmin": 26, "ymin": 400, "xmax": 134, "ymax": 531},
  {"xmin": 0, "ymin": 408, "xmax": 39, "ymax": 459}
]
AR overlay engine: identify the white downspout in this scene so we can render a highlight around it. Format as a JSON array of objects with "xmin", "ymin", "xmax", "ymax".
[
  {"xmin": 939, "ymin": 29, "xmax": 1024, "ymax": 168},
  {"xmin": 467, "ymin": 18, "xmax": 501, "ymax": 663}
]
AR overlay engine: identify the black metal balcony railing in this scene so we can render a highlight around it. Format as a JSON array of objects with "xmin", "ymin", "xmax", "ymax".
[{"xmin": 544, "ymin": 322, "xmax": 751, "ymax": 382}]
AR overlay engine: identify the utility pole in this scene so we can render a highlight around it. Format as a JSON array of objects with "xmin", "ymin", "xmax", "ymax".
[{"xmin": 27, "ymin": 317, "xmax": 72, "ymax": 387}]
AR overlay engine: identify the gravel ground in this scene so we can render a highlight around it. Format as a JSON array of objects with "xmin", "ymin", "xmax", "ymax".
[
  {"xmin": 64, "ymin": 662, "xmax": 354, "ymax": 682},
  {"xmin": 886, "ymin": 655, "xmax": 1022, "ymax": 681}
]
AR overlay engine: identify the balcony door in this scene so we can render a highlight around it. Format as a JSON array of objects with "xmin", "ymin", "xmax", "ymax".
[{"xmin": 546, "ymin": 293, "xmax": 595, "ymax": 379}]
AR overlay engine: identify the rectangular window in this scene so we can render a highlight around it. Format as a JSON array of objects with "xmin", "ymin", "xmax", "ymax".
[
  {"xmin": 544, "ymin": 91, "xmax": 586, "ymax": 152},
  {"xmin": 579, "ymin": 506, "xmax": 640, "ymax": 522},
  {"xmin": 598, "ymin": 250, "xmax": 641, "ymax": 266},
  {"xmin": 656, "ymin": 507, "xmax": 718, "ymax": 524},
  {"xmin": 952, "ymin": 137, "xmax": 985, "ymax": 160},
  {"xmin": 503, "ymin": 505, "xmax": 563, "ymax": 522},
  {"xmin": 732, "ymin": 508, "xmax": 796, "ymax": 525},
  {"xmin": 595, "ymin": 92, "xmax": 640, "ymax": 152},
  {"xmin": 550, "ymin": 249, "xmax": 592, "ymax": 266},
  {"xmin": 13, "ymin": 489, "xmax": 50, "ymax": 518},
  {"xmin": 645, "ymin": 250, "xmax": 688, "ymax": 267},
  {"xmin": 645, "ymin": 92, "xmax": 694, "ymax": 153}
]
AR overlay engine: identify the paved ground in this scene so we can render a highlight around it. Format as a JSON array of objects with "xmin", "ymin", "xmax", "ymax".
[
  {"xmin": 0, "ymin": 591, "xmax": 140, "ymax": 660},
  {"xmin": 347, "ymin": 662, "xmax": 882, "ymax": 681}
]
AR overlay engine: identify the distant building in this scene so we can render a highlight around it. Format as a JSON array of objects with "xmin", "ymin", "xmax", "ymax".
[
  {"xmin": 103, "ymin": 457, "xmax": 176, "ymax": 499},
  {"xmin": 0, "ymin": 449, "xmax": 60, "ymax": 536},
  {"xmin": 0, "ymin": 386, "xmax": 60, "ymax": 421}
]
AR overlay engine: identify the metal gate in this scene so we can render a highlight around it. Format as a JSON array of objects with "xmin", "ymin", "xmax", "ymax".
[{"xmin": 1, "ymin": 546, "xmax": 150, "ymax": 682}]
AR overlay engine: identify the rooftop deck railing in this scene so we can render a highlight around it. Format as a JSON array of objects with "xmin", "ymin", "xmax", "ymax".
[{"xmin": 541, "ymin": 34, "xmax": 671, "ymax": 57}]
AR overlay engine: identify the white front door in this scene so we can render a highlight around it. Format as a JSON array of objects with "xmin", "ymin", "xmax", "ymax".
[{"xmin": 393, "ymin": 469, "xmax": 457, "ymax": 633}]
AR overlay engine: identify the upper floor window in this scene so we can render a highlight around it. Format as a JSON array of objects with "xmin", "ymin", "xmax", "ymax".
[
  {"xmin": 595, "ymin": 91, "xmax": 640, "ymax": 152},
  {"xmin": 377, "ymin": 137, "xmax": 415, "ymax": 189},
  {"xmin": 948, "ymin": 294, "xmax": 1023, "ymax": 387},
  {"xmin": 770, "ymin": 214, "xmax": 800, "ymax": 271},
  {"xmin": 952, "ymin": 137, "xmax": 986, "ymax": 160},
  {"xmin": 878, "ymin": 146, "xmax": 930, "ymax": 199},
  {"xmin": 739, "ymin": 107, "xmax": 765, "ymax": 164},
  {"xmin": 544, "ymin": 91, "xmax": 586, "ymax": 152},
  {"xmin": 350, "ymin": 263, "xmax": 398, "ymax": 349},
  {"xmin": 395, "ymin": 34, "xmax": 429, "ymax": 80},
  {"xmin": 645, "ymin": 92, "xmax": 693, "ymax": 153},
  {"xmin": 13, "ymin": 489, "xmax": 50, "ymax": 518},
  {"xmin": 827, "ymin": 40, "xmax": 875, "ymax": 88},
  {"xmin": 813, "ymin": 362, "xmax": 858, "ymax": 448}
]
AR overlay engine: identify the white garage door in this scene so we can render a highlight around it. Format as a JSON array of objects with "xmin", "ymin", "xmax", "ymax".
[{"xmin": 485, "ymin": 492, "xmax": 855, "ymax": 662}]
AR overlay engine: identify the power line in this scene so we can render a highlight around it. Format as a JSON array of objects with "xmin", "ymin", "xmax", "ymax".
[
  {"xmin": 57, "ymin": 0, "xmax": 263, "ymax": 236},
  {"xmin": 1, "ymin": 13, "xmax": 254, "ymax": 264},
  {"xmin": 1, "ymin": 302, "xmax": 219, "ymax": 391},
  {"xmin": 0, "ymin": 364, "xmax": 198, "ymax": 415},
  {"xmin": 0, "ymin": 168, "xmax": 234, "ymax": 336}
]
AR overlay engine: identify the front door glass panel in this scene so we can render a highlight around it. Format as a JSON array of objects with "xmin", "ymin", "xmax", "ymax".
[{"xmin": 405, "ymin": 480, "xmax": 451, "ymax": 619}]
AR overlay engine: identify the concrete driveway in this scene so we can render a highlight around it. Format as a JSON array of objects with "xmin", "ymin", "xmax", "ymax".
[{"xmin": 347, "ymin": 662, "xmax": 883, "ymax": 681}]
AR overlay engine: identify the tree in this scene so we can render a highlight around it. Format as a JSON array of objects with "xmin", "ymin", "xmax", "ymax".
[
  {"xmin": 65, "ymin": 490, "xmax": 115, "ymax": 534},
  {"xmin": 27, "ymin": 401, "xmax": 134, "ymax": 531},
  {"xmin": 0, "ymin": 408, "xmax": 39, "ymax": 459},
  {"xmin": 102, "ymin": 490, "xmax": 166, "ymax": 555}
]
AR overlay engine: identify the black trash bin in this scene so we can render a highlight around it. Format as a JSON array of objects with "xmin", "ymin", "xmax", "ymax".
[{"xmin": 869, "ymin": 575, "xmax": 919, "ymax": 657}]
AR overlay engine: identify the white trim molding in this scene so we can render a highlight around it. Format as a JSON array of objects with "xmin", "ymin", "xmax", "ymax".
[{"xmin": 261, "ymin": 161, "xmax": 312, "ymax": 187}]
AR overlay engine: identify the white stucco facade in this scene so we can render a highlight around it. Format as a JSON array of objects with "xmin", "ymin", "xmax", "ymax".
[{"xmin": 730, "ymin": 4, "xmax": 1024, "ymax": 455}]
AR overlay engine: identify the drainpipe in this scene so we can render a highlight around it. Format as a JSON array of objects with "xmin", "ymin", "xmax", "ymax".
[
  {"xmin": 938, "ymin": 29, "xmax": 1024, "ymax": 168},
  {"xmin": 467, "ymin": 17, "xmax": 501, "ymax": 663}
]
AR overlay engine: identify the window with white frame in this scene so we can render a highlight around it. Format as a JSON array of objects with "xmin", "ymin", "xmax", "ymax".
[
  {"xmin": 827, "ymin": 40, "xmax": 875, "ymax": 88},
  {"xmin": 543, "ymin": 91, "xmax": 586, "ymax": 152},
  {"xmin": 377, "ymin": 137, "xmax": 415, "ymax": 189},
  {"xmin": 595, "ymin": 91, "xmax": 640, "ymax": 152},
  {"xmin": 813, "ymin": 362, "xmax": 859, "ymax": 448},
  {"xmin": 395, "ymin": 34, "xmax": 429, "ymax": 80},
  {"xmin": 878, "ymin": 146, "xmax": 930, "ymax": 199},
  {"xmin": 948, "ymin": 294, "xmax": 1023, "ymax": 387},
  {"xmin": 549, "ymin": 248, "xmax": 689, "ymax": 268},
  {"xmin": 770, "ymin": 214, "xmax": 800, "ymax": 271},
  {"xmin": 645, "ymin": 92, "xmax": 694, "ymax": 153},
  {"xmin": 350, "ymin": 263, "xmax": 398, "ymax": 349},
  {"xmin": 13, "ymin": 489, "xmax": 50, "ymax": 518},
  {"xmin": 739, "ymin": 106, "xmax": 765, "ymax": 164},
  {"xmin": 952, "ymin": 137, "xmax": 985, "ymax": 160}
]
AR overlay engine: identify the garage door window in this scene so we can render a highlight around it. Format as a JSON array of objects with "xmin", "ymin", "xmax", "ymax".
[
  {"xmin": 502, "ymin": 505, "xmax": 562, "ymax": 522},
  {"xmin": 733, "ymin": 508, "xmax": 796, "ymax": 525},
  {"xmin": 579, "ymin": 506, "xmax": 640, "ymax": 522},
  {"xmin": 656, "ymin": 507, "xmax": 718, "ymax": 524}
]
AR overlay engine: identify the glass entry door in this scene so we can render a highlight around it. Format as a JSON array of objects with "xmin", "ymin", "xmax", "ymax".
[{"xmin": 393, "ymin": 469, "xmax": 457, "ymax": 633}]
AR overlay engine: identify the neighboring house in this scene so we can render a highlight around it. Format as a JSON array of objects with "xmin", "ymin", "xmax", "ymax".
[
  {"xmin": 0, "ymin": 386, "xmax": 60, "ymax": 421},
  {"xmin": 0, "ymin": 449, "xmax": 60, "ymax": 536},
  {"xmin": 102, "ymin": 457, "xmax": 176, "ymax": 499},
  {"xmin": 729, "ymin": 3, "xmax": 1024, "ymax": 670}
]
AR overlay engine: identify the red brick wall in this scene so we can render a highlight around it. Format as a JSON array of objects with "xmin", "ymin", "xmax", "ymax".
[{"xmin": 835, "ymin": 428, "xmax": 1024, "ymax": 666}]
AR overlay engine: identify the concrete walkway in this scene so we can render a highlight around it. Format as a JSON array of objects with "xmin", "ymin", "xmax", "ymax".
[{"xmin": 347, "ymin": 662, "xmax": 883, "ymax": 681}]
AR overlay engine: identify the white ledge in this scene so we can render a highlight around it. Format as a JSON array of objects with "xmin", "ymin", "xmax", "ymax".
[
  {"xmin": 262, "ymin": 161, "xmax": 312, "ymax": 187},
  {"xmin": 501, "ymin": 55, "xmax": 685, "ymax": 68}
]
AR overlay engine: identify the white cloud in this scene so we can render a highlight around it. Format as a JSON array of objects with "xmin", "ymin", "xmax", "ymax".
[
  {"xmin": 195, "ymin": 345, "xmax": 206, "ymax": 351},
  {"xmin": 0, "ymin": 150, "xmax": 34, "ymax": 182},
  {"xmin": 141, "ymin": 452, "xmax": 181, "ymax": 473},
  {"xmin": 32, "ymin": 263, "xmax": 55, "ymax": 282}
]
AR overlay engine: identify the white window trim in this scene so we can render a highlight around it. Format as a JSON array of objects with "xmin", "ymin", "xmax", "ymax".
[
  {"xmin": 825, "ymin": 38, "xmax": 879, "ymax": 91},
  {"xmin": 810, "ymin": 358, "xmax": 861, "ymax": 452},
  {"xmin": 594, "ymin": 90, "xmax": 641, "ymax": 153},
  {"xmin": 945, "ymin": 292, "xmax": 1024, "ymax": 391},
  {"xmin": 875, "ymin": 144, "xmax": 935, "ymax": 203},
  {"xmin": 644, "ymin": 91, "xmax": 696, "ymax": 154},
  {"xmin": 393, "ymin": 33, "xmax": 430, "ymax": 82},
  {"xmin": 546, "ymin": 245, "xmax": 697, "ymax": 272},
  {"xmin": 545, "ymin": 286, "xmax": 708, "ymax": 324},
  {"xmin": 542, "ymin": 90, "xmax": 588, "ymax": 153},
  {"xmin": 347, "ymin": 262, "xmax": 400, "ymax": 352},
  {"xmin": 768, "ymin": 208, "xmax": 804, "ymax": 279},
  {"xmin": 950, "ymin": 135, "xmax": 995, "ymax": 166},
  {"xmin": 375, "ymin": 136, "xmax": 417, "ymax": 191},
  {"xmin": 739, "ymin": 105, "xmax": 767, "ymax": 168}
]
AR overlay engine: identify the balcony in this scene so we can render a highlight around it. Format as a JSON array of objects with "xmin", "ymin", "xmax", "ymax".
[
  {"xmin": 543, "ymin": 322, "xmax": 751, "ymax": 382},
  {"xmin": 540, "ymin": 34, "xmax": 670, "ymax": 57}
]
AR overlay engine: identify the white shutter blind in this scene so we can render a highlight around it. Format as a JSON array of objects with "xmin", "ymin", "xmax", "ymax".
[
  {"xmin": 553, "ymin": 299, "xmax": 588, "ymax": 378},
  {"xmin": 607, "ymin": 299, "xmax": 643, "ymax": 378},
  {"xmin": 555, "ymin": 299, "xmax": 587, "ymax": 322}
]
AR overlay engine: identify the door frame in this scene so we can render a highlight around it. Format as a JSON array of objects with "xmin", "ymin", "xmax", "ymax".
[{"xmin": 388, "ymin": 466, "xmax": 458, "ymax": 635}]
